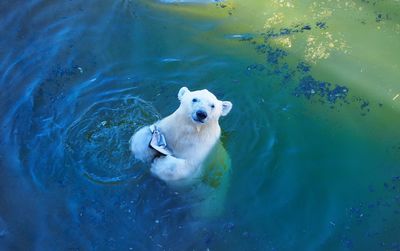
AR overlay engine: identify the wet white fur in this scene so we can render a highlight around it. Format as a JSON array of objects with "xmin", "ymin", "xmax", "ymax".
[{"xmin": 130, "ymin": 87, "xmax": 232, "ymax": 184}]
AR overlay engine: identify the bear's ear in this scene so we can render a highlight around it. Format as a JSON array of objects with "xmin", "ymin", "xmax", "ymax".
[
  {"xmin": 221, "ymin": 101, "xmax": 232, "ymax": 116},
  {"xmin": 178, "ymin": 87, "xmax": 190, "ymax": 101}
]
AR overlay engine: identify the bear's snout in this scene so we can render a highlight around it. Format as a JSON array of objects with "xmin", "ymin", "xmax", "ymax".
[{"xmin": 195, "ymin": 110, "xmax": 207, "ymax": 122}]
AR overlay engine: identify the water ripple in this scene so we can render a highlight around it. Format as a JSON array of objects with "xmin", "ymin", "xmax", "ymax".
[{"xmin": 65, "ymin": 97, "xmax": 159, "ymax": 184}]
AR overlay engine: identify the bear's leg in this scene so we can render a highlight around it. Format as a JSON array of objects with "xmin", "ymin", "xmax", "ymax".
[
  {"xmin": 129, "ymin": 126, "xmax": 157, "ymax": 162},
  {"xmin": 150, "ymin": 155, "xmax": 192, "ymax": 181}
]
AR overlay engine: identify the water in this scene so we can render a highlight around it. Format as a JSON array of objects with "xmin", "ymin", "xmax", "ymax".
[{"xmin": 1, "ymin": 0, "xmax": 400, "ymax": 250}]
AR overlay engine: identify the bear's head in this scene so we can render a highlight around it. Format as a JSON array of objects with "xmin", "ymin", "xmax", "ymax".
[{"xmin": 177, "ymin": 87, "xmax": 232, "ymax": 125}]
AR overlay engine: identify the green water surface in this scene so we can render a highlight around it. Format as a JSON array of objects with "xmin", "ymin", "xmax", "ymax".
[{"xmin": 133, "ymin": 0, "xmax": 400, "ymax": 250}]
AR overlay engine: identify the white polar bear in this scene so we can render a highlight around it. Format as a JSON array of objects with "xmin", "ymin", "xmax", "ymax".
[{"xmin": 129, "ymin": 87, "xmax": 232, "ymax": 185}]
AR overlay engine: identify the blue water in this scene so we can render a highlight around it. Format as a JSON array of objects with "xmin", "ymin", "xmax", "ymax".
[{"xmin": 1, "ymin": 0, "xmax": 400, "ymax": 250}]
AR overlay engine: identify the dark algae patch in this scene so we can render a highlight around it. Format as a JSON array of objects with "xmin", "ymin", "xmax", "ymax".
[
  {"xmin": 232, "ymin": 20, "xmax": 378, "ymax": 114},
  {"xmin": 215, "ymin": 1, "xmax": 235, "ymax": 16},
  {"xmin": 293, "ymin": 75, "xmax": 349, "ymax": 105},
  {"xmin": 340, "ymin": 176, "xmax": 400, "ymax": 250}
]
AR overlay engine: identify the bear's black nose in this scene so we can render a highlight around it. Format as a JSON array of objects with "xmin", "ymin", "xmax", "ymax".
[{"xmin": 196, "ymin": 110, "xmax": 207, "ymax": 121}]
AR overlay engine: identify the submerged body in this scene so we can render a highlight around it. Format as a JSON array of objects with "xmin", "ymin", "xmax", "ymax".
[{"xmin": 130, "ymin": 87, "xmax": 232, "ymax": 185}]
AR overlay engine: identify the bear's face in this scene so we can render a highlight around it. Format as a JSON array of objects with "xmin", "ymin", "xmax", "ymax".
[{"xmin": 177, "ymin": 87, "xmax": 232, "ymax": 125}]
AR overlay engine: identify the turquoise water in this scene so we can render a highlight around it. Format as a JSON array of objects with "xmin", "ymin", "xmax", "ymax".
[{"xmin": 1, "ymin": 0, "xmax": 400, "ymax": 250}]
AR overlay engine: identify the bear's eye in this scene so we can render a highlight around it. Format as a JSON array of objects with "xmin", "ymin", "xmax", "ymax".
[
  {"xmin": 210, "ymin": 104, "xmax": 215, "ymax": 109},
  {"xmin": 192, "ymin": 98, "xmax": 199, "ymax": 103}
]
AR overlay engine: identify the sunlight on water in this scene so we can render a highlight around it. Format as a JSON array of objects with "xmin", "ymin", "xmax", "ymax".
[{"xmin": 1, "ymin": 0, "xmax": 400, "ymax": 250}]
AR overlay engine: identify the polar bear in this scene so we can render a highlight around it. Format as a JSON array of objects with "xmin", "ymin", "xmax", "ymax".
[{"xmin": 129, "ymin": 87, "xmax": 232, "ymax": 185}]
